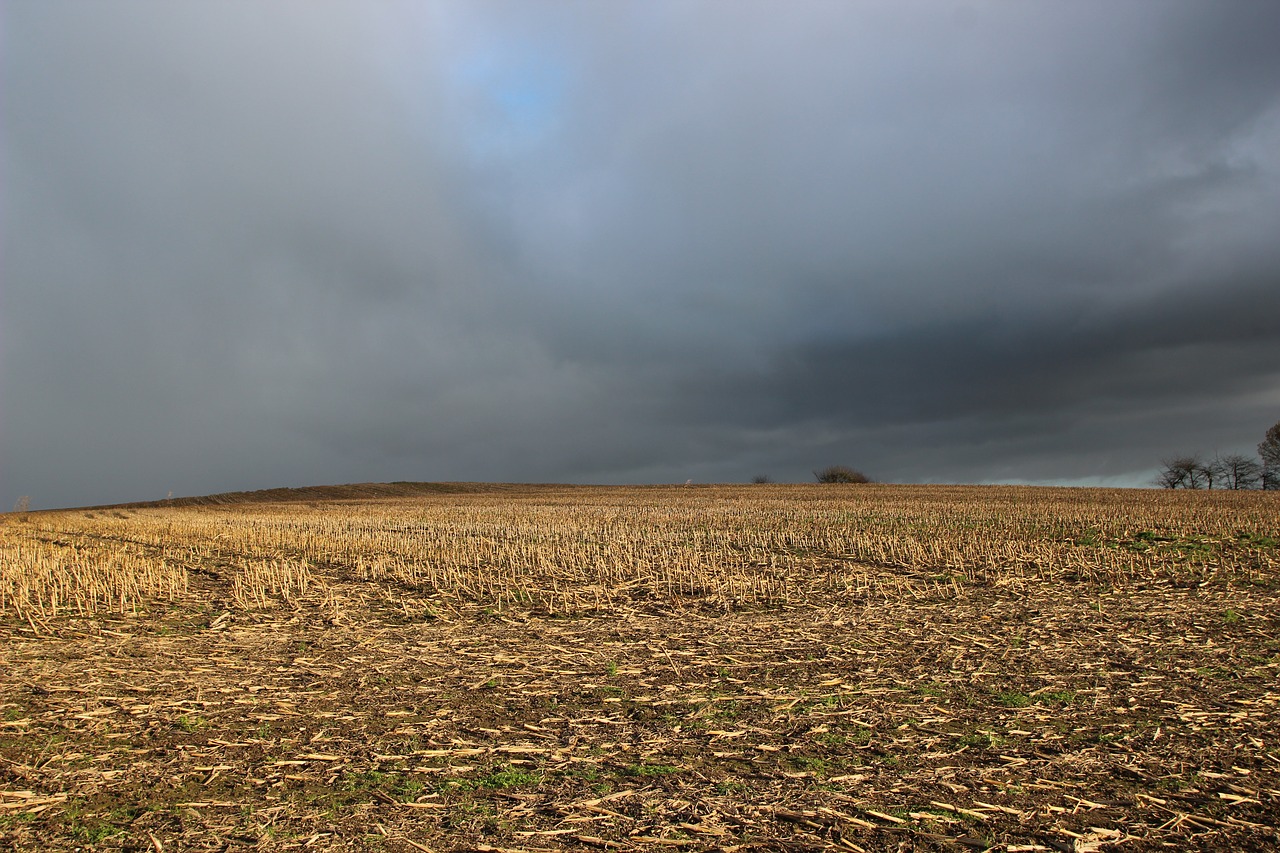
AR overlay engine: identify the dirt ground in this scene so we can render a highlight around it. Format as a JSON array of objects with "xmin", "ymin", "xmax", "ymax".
[{"xmin": 3, "ymin": 571, "xmax": 1278, "ymax": 852}]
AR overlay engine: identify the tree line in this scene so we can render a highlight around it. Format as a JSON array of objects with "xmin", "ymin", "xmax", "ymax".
[{"xmin": 1158, "ymin": 420, "xmax": 1280, "ymax": 490}]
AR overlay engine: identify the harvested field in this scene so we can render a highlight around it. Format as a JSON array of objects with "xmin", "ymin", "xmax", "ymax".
[{"xmin": 1, "ymin": 484, "xmax": 1278, "ymax": 852}]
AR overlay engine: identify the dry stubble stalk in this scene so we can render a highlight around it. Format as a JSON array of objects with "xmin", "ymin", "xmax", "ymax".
[{"xmin": 0, "ymin": 486, "xmax": 1274, "ymax": 619}]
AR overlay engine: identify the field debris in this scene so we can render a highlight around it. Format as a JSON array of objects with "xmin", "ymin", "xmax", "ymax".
[{"xmin": 1, "ymin": 484, "xmax": 1277, "ymax": 851}]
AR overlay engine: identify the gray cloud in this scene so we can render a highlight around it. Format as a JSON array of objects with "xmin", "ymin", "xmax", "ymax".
[{"xmin": 3, "ymin": 1, "xmax": 1279, "ymax": 508}]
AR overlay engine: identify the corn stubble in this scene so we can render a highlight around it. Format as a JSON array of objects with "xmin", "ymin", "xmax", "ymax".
[
  {"xmin": 1, "ymin": 485, "xmax": 1274, "ymax": 620},
  {"xmin": 2, "ymin": 484, "xmax": 1278, "ymax": 852}
]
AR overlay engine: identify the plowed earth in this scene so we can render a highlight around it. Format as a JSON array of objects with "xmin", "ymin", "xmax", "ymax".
[{"xmin": 1, "ymin": 489, "xmax": 1278, "ymax": 852}]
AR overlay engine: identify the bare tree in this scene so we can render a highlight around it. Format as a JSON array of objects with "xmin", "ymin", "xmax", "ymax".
[
  {"xmin": 1157, "ymin": 456, "xmax": 1208, "ymax": 489},
  {"xmin": 1162, "ymin": 423, "xmax": 1279, "ymax": 490},
  {"xmin": 1216, "ymin": 454, "xmax": 1261, "ymax": 490},
  {"xmin": 1156, "ymin": 458, "xmax": 1187, "ymax": 489},
  {"xmin": 1203, "ymin": 457, "xmax": 1223, "ymax": 490},
  {"xmin": 1261, "ymin": 421, "xmax": 1280, "ymax": 491}
]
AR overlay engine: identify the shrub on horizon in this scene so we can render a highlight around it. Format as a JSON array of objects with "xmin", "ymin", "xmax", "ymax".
[{"xmin": 814, "ymin": 466, "xmax": 871, "ymax": 484}]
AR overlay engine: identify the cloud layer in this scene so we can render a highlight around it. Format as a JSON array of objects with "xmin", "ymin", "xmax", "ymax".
[{"xmin": 4, "ymin": 1, "xmax": 1280, "ymax": 508}]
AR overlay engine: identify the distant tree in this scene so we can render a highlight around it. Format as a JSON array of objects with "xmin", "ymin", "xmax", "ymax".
[
  {"xmin": 1202, "ymin": 457, "xmax": 1223, "ymax": 490},
  {"xmin": 1155, "ymin": 459, "xmax": 1186, "ymax": 489},
  {"xmin": 1216, "ymin": 454, "xmax": 1261, "ymax": 490},
  {"xmin": 1261, "ymin": 421, "xmax": 1280, "ymax": 491},
  {"xmin": 1156, "ymin": 456, "xmax": 1208, "ymax": 489},
  {"xmin": 814, "ymin": 465, "xmax": 871, "ymax": 484},
  {"xmin": 751, "ymin": 475, "xmax": 774, "ymax": 484}
]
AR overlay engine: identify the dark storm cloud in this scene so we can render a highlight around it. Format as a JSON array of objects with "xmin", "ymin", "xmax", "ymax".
[{"xmin": 3, "ymin": 1, "xmax": 1279, "ymax": 508}]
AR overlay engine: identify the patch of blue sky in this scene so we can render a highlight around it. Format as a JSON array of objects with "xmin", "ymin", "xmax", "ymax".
[
  {"xmin": 450, "ymin": 44, "xmax": 568, "ymax": 161},
  {"xmin": 361, "ymin": 5, "xmax": 570, "ymax": 165}
]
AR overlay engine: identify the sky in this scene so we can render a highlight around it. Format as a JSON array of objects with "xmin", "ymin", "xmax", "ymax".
[{"xmin": 4, "ymin": 1, "xmax": 1280, "ymax": 510}]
